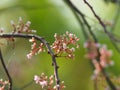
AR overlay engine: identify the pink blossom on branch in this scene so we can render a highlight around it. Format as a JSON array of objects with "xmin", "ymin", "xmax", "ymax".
[
  {"xmin": 99, "ymin": 45, "xmax": 114, "ymax": 68},
  {"xmin": 34, "ymin": 73, "xmax": 65, "ymax": 90},
  {"xmin": 27, "ymin": 31, "xmax": 80, "ymax": 60},
  {"xmin": 0, "ymin": 79, "xmax": 10, "ymax": 90},
  {"xmin": 27, "ymin": 37, "xmax": 45, "ymax": 59},
  {"xmin": 84, "ymin": 40, "xmax": 100, "ymax": 60},
  {"xmin": 34, "ymin": 74, "xmax": 48, "ymax": 88},
  {"xmin": 51, "ymin": 31, "xmax": 80, "ymax": 59},
  {"xmin": 84, "ymin": 40, "xmax": 114, "ymax": 75}
]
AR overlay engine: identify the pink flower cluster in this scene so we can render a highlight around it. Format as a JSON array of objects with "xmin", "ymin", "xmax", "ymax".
[
  {"xmin": 27, "ymin": 37, "xmax": 45, "ymax": 59},
  {"xmin": 0, "ymin": 79, "xmax": 10, "ymax": 90},
  {"xmin": 84, "ymin": 40, "xmax": 114, "ymax": 75},
  {"xmin": 51, "ymin": 31, "xmax": 80, "ymax": 59},
  {"xmin": 34, "ymin": 73, "xmax": 65, "ymax": 90},
  {"xmin": 84, "ymin": 40, "xmax": 100, "ymax": 59},
  {"xmin": 99, "ymin": 45, "xmax": 114, "ymax": 67}
]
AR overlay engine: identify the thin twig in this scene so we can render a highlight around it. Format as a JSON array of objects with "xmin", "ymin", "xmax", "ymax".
[
  {"xmin": 82, "ymin": 1, "xmax": 117, "ymax": 89},
  {"xmin": 64, "ymin": 0, "xmax": 98, "ymax": 43},
  {"xmin": 109, "ymin": 1, "xmax": 120, "ymax": 53},
  {"xmin": 111, "ymin": 40, "xmax": 120, "ymax": 52},
  {"xmin": 83, "ymin": 0, "xmax": 120, "ymax": 43},
  {"xmin": 0, "ymin": 49, "xmax": 12, "ymax": 90},
  {"xmin": 91, "ymin": 48, "xmax": 117, "ymax": 90},
  {"xmin": 111, "ymin": 1, "xmax": 120, "ymax": 32},
  {"xmin": 99, "ymin": 61, "xmax": 117, "ymax": 90},
  {"xmin": 65, "ymin": 0, "xmax": 117, "ymax": 89},
  {"xmin": 0, "ymin": 33, "xmax": 60, "ymax": 90},
  {"xmin": 64, "ymin": 0, "xmax": 88, "ymax": 39}
]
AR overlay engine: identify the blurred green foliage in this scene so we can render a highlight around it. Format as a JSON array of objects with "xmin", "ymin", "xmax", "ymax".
[{"xmin": 0, "ymin": 0, "xmax": 120, "ymax": 90}]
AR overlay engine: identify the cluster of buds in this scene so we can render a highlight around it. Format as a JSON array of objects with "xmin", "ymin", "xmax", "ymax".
[
  {"xmin": 27, "ymin": 37, "xmax": 45, "ymax": 59},
  {"xmin": 94, "ymin": 45, "xmax": 114, "ymax": 75},
  {"xmin": 10, "ymin": 17, "xmax": 36, "ymax": 33},
  {"xmin": 84, "ymin": 40, "xmax": 114, "ymax": 75},
  {"xmin": 99, "ymin": 45, "xmax": 114, "ymax": 68},
  {"xmin": 51, "ymin": 31, "xmax": 80, "ymax": 59},
  {"xmin": 34, "ymin": 73, "xmax": 65, "ymax": 90},
  {"xmin": 0, "ymin": 17, "xmax": 37, "ymax": 44},
  {"xmin": 0, "ymin": 79, "xmax": 10, "ymax": 90}
]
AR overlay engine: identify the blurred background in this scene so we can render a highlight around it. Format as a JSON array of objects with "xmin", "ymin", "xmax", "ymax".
[{"xmin": 0, "ymin": 0, "xmax": 120, "ymax": 90}]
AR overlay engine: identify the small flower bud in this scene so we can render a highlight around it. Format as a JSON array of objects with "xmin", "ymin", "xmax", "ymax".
[
  {"xmin": 49, "ymin": 75, "xmax": 53, "ymax": 80},
  {"xmin": 63, "ymin": 43, "xmax": 67, "ymax": 49},
  {"xmin": 70, "ymin": 47, "xmax": 75, "ymax": 52},
  {"xmin": 54, "ymin": 33, "xmax": 57, "ymax": 38},
  {"xmin": 29, "ymin": 37, "xmax": 35, "ymax": 42},
  {"xmin": 69, "ymin": 33, "xmax": 73, "ymax": 37},
  {"xmin": 26, "ymin": 21, "xmax": 31, "ymax": 27},
  {"xmin": 27, "ymin": 53, "xmax": 32, "ymax": 59}
]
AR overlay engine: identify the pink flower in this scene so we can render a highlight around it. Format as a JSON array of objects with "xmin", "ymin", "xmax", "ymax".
[
  {"xmin": 39, "ymin": 80, "xmax": 47, "ymax": 88},
  {"xmin": 34, "ymin": 73, "xmax": 65, "ymax": 90},
  {"xmin": 26, "ymin": 53, "xmax": 32, "ymax": 59},
  {"xmin": 34, "ymin": 74, "xmax": 48, "ymax": 88},
  {"xmin": 0, "ymin": 79, "xmax": 9, "ymax": 90},
  {"xmin": 84, "ymin": 40, "xmax": 99, "ymax": 60},
  {"xmin": 84, "ymin": 41, "xmax": 114, "ymax": 75},
  {"xmin": 34, "ymin": 75, "xmax": 40, "ymax": 84},
  {"xmin": 99, "ymin": 45, "xmax": 113, "ymax": 68}
]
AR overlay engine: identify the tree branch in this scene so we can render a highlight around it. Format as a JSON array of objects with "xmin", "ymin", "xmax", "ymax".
[
  {"xmin": 83, "ymin": 0, "xmax": 120, "ymax": 43},
  {"xmin": 99, "ymin": 62, "xmax": 117, "ymax": 90},
  {"xmin": 0, "ymin": 33, "xmax": 60, "ymax": 90},
  {"xmin": 64, "ymin": 0, "xmax": 88, "ymax": 39},
  {"xmin": 82, "ymin": 1, "xmax": 117, "ymax": 89},
  {"xmin": 111, "ymin": 1, "xmax": 120, "ymax": 32},
  {"xmin": 64, "ymin": 0, "xmax": 98, "ymax": 42},
  {"xmin": 64, "ymin": 0, "xmax": 117, "ymax": 89},
  {"xmin": 0, "ymin": 49, "xmax": 12, "ymax": 90}
]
